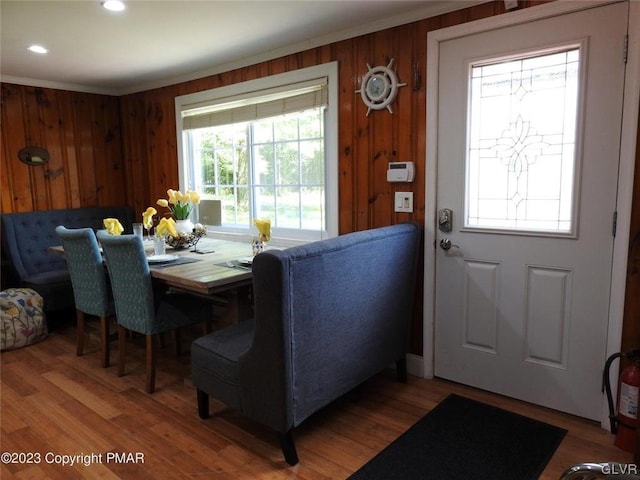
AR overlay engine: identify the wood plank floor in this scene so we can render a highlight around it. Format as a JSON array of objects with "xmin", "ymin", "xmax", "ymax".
[{"xmin": 1, "ymin": 315, "xmax": 633, "ymax": 480}]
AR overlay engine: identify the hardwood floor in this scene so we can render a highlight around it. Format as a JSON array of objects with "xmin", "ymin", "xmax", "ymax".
[{"xmin": 1, "ymin": 315, "xmax": 633, "ymax": 480}]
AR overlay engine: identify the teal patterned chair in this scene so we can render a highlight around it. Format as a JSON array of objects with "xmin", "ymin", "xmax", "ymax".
[
  {"xmin": 55, "ymin": 226, "xmax": 114, "ymax": 367},
  {"xmin": 96, "ymin": 231, "xmax": 214, "ymax": 393}
]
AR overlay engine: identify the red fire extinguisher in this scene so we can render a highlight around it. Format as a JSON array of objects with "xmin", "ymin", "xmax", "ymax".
[{"xmin": 604, "ymin": 349, "xmax": 640, "ymax": 453}]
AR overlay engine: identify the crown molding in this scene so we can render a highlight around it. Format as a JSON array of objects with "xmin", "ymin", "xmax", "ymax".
[
  {"xmin": 0, "ymin": 75, "xmax": 119, "ymax": 96},
  {"xmin": 2, "ymin": 1, "xmax": 487, "ymax": 96}
]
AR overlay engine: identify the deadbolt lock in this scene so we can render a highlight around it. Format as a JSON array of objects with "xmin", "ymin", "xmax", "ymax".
[{"xmin": 438, "ymin": 208, "xmax": 453, "ymax": 232}]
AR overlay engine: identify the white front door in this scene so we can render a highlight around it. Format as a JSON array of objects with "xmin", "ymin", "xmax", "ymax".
[{"xmin": 433, "ymin": 2, "xmax": 628, "ymax": 420}]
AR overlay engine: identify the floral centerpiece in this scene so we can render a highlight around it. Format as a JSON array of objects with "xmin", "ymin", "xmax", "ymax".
[
  {"xmin": 150, "ymin": 189, "xmax": 206, "ymax": 249},
  {"xmin": 157, "ymin": 189, "xmax": 200, "ymax": 222}
]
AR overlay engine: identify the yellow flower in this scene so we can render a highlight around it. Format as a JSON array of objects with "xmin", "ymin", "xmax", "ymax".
[
  {"xmin": 156, "ymin": 217, "xmax": 178, "ymax": 238},
  {"xmin": 142, "ymin": 207, "xmax": 157, "ymax": 229},
  {"xmin": 103, "ymin": 218, "xmax": 124, "ymax": 235},
  {"xmin": 156, "ymin": 188, "xmax": 200, "ymax": 220},
  {"xmin": 253, "ymin": 218, "xmax": 271, "ymax": 242},
  {"xmin": 186, "ymin": 190, "xmax": 201, "ymax": 205}
]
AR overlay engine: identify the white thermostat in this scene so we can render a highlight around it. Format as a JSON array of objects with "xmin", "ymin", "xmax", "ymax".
[{"xmin": 387, "ymin": 162, "xmax": 415, "ymax": 183}]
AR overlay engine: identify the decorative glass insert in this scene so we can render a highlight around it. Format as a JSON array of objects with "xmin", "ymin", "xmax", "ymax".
[{"xmin": 466, "ymin": 48, "xmax": 580, "ymax": 233}]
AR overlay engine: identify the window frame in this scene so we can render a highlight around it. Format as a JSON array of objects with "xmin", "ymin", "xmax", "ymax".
[{"xmin": 175, "ymin": 62, "xmax": 339, "ymax": 246}]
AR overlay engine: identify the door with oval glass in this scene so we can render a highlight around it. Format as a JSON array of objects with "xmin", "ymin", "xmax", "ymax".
[{"xmin": 434, "ymin": 2, "xmax": 629, "ymax": 420}]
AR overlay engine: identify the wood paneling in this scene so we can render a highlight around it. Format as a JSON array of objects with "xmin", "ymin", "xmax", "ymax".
[
  {"xmin": 0, "ymin": 84, "xmax": 126, "ymax": 212},
  {"xmin": 1, "ymin": 1, "xmax": 638, "ymax": 357}
]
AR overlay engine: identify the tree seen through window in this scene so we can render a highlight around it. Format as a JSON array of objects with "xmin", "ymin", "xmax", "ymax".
[{"xmin": 189, "ymin": 107, "xmax": 325, "ymax": 234}]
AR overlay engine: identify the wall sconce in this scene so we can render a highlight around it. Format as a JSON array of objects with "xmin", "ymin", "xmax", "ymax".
[{"xmin": 17, "ymin": 147, "xmax": 50, "ymax": 166}]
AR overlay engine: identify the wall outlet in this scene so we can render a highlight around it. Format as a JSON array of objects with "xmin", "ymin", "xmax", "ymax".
[{"xmin": 395, "ymin": 192, "xmax": 413, "ymax": 213}]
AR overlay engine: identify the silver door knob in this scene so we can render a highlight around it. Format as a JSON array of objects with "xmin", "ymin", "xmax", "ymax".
[{"xmin": 440, "ymin": 238, "xmax": 459, "ymax": 251}]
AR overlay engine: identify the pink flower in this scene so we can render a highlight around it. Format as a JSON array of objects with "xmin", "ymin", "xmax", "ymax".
[{"xmin": 21, "ymin": 328, "xmax": 34, "ymax": 338}]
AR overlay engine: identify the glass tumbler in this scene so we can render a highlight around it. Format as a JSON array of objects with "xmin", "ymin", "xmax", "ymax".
[
  {"xmin": 153, "ymin": 235, "xmax": 166, "ymax": 256},
  {"xmin": 132, "ymin": 223, "xmax": 144, "ymax": 240}
]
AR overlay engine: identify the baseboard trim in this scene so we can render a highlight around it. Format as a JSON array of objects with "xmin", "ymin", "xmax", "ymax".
[{"xmin": 406, "ymin": 353, "xmax": 425, "ymax": 378}]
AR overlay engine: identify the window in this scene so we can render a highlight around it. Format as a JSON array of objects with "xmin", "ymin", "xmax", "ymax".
[
  {"xmin": 175, "ymin": 63, "xmax": 338, "ymax": 244},
  {"xmin": 465, "ymin": 47, "xmax": 581, "ymax": 234}
]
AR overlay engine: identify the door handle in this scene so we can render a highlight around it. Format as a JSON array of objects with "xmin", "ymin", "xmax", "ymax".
[{"xmin": 439, "ymin": 238, "xmax": 460, "ymax": 251}]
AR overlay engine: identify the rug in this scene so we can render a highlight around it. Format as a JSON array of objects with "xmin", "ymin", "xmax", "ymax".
[{"xmin": 348, "ymin": 393, "xmax": 567, "ymax": 480}]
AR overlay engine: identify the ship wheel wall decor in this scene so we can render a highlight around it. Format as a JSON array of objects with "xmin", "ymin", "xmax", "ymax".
[{"xmin": 356, "ymin": 59, "xmax": 407, "ymax": 116}]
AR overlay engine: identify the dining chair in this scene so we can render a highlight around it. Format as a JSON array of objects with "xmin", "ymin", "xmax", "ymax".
[
  {"xmin": 55, "ymin": 226, "xmax": 114, "ymax": 368},
  {"xmin": 96, "ymin": 231, "xmax": 214, "ymax": 393}
]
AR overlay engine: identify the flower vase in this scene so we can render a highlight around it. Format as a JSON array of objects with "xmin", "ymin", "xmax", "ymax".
[{"xmin": 175, "ymin": 219, "xmax": 194, "ymax": 235}]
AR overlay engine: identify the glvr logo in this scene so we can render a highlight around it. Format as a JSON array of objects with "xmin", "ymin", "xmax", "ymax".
[{"xmin": 602, "ymin": 463, "xmax": 638, "ymax": 475}]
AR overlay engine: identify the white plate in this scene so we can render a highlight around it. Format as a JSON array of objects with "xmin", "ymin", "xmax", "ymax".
[
  {"xmin": 237, "ymin": 256, "xmax": 254, "ymax": 266},
  {"xmin": 147, "ymin": 254, "xmax": 179, "ymax": 264}
]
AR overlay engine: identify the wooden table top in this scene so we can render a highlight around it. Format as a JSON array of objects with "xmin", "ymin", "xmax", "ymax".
[
  {"xmin": 148, "ymin": 237, "xmax": 254, "ymax": 295},
  {"xmin": 50, "ymin": 237, "xmax": 256, "ymax": 297}
]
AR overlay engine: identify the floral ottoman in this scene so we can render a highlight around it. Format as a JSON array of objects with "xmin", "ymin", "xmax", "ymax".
[{"xmin": 1, "ymin": 288, "xmax": 47, "ymax": 351}]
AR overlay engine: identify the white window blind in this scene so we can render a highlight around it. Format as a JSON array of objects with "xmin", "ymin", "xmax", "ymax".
[{"xmin": 182, "ymin": 78, "xmax": 328, "ymax": 130}]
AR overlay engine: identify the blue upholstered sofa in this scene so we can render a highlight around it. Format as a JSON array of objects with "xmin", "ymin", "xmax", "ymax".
[
  {"xmin": 191, "ymin": 222, "xmax": 421, "ymax": 465},
  {"xmin": 1, "ymin": 206, "xmax": 135, "ymax": 313}
]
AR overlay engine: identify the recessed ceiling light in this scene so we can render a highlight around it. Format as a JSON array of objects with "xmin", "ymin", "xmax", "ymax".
[
  {"xmin": 28, "ymin": 45, "xmax": 48, "ymax": 54},
  {"xmin": 101, "ymin": 0, "xmax": 125, "ymax": 12}
]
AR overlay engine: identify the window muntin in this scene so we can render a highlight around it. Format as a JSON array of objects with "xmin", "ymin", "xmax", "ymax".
[
  {"xmin": 465, "ymin": 47, "xmax": 581, "ymax": 234},
  {"xmin": 187, "ymin": 108, "xmax": 325, "ymax": 236}
]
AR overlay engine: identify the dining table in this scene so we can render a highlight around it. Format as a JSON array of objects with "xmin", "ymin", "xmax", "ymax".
[
  {"xmin": 144, "ymin": 237, "xmax": 254, "ymax": 295},
  {"xmin": 49, "ymin": 236, "xmax": 260, "ymax": 325},
  {"xmin": 147, "ymin": 236, "xmax": 259, "ymax": 326}
]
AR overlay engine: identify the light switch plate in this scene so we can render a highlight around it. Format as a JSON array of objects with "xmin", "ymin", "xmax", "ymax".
[{"xmin": 395, "ymin": 192, "xmax": 413, "ymax": 213}]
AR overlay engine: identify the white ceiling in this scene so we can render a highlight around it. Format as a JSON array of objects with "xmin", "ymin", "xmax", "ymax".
[{"xmin": 0, "ymin": 0, "xmax": 482, "ymax": 96}]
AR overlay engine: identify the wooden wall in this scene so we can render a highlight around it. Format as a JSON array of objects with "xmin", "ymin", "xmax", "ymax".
[
  {"xmin": 1, "ymin": 85, "xmax": 126, "ymax": 211},
  {"xmin": 2, "ymin": 0, "xmax": 638, "ymax": 356}
]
